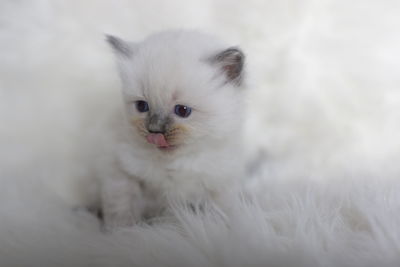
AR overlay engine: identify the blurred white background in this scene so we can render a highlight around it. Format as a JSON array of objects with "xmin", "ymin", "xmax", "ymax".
[{"xmin": 1, "ymin": 0, "xmax": 400, "ymax": 203}]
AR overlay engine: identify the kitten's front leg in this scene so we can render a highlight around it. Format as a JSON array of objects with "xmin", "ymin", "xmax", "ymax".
[{"xmin": 101, "ymin": 169, "xmax": 145, "ymax": 228}]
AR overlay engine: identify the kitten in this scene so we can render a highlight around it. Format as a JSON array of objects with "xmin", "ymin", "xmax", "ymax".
[{"xmin": 100, "ymin": 30, "xmax": 246, "ymax": 227}]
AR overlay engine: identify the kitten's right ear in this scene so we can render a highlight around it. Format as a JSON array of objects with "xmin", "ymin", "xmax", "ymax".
[
  {"xmin": 210, "ymin": 47, "xmax": 245, "ymax": 86},
  {"xmin": 106, "ymin": 34, "xmax": 134, "ymax": 58}
]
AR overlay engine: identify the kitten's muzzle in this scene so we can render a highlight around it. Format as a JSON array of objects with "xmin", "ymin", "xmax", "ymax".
[
  {"xmin": 145, "ymin": 114, "xmax": 174, "ymax": 149},
  {"xmin": 146, "ymin": 114, "xmax": 171, "ymax": 134},
  {"xmin": 146, "ymin": 133, "xmax": 169, "ymax": 147},
  {"xmin": 148, "ymin": 129, "xmax": 164, "ymax": 134},
  {"xmin": 131, "ymin": 115, "xmax": 187, "ymax": 150}
]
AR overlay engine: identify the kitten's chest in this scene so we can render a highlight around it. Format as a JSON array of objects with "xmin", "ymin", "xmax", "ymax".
[
  {"xmin": 144, "ymin": 160, "xmax": 211, "ymax": 200},
  {"xmin": 118, "ymin": 144, "xmax": 242, "ymax": 201},
  {"xmin": 119, "ymin": 151, "xmax": 220, "ymax": 199}
]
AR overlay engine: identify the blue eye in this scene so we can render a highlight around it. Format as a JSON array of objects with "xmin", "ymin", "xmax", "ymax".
[
  {"xmin": 174, "ymin": 105, "xmax": 192, "ymax": 118},
  {"xmin": 135, "ymin": 100, "xmax": 149, "ymax": 112}
]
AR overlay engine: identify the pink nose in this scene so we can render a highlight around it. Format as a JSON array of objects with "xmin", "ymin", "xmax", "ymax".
[{"xmin": 146, "ymin": 133, "xmax": 169, "ymax": 147}]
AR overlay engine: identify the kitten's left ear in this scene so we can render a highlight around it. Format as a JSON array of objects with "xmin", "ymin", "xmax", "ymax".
[
  {"xmin": 106, "ymin": 34, "xmax": 134, "ymax": 58},
  {"xmin": 211, "ymin": 47, "xmax": 245, "ymax": 86},
  {"xmin": 106, "ymin": 35, "xmax": 137, "ymax": 84}
]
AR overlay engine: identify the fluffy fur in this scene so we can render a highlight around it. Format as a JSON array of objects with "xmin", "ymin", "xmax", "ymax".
[
  {"xmin": 99, "ymin": 31, "xmax": 246, "ymax": 227},
  {"xmin": 1, "ymin": 0, "xmax": 400, "ymax": 266}
]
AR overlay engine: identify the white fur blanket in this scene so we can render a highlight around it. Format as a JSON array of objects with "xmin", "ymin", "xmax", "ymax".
[{"xmin": 1, "ymin": 1, "xmax": 400, "ymax": 266}]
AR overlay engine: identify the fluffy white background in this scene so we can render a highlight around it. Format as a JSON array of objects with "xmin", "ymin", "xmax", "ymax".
[{"xmin": 1, "ymin": 0, "xmax": 400, "ymax": 266}]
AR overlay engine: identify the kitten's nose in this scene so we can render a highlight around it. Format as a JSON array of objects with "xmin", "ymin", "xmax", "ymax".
[{"xmin": 146, "ymin": 114, "xmax": 170, "ymax": 134}]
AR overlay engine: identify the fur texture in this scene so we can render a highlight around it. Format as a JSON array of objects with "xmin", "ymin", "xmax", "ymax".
[
  {"xmin": 99, "ymin": 31, "xmax": 246, "ymax": 227},
  {"xmin": 1, "ymin": 0, "xmax": 400, "ymax": 266}
]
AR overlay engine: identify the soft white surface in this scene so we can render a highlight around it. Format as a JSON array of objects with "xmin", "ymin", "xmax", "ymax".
[{"xmin": 1, "ymin": 0, "xmax": 400, "ymax": 266}]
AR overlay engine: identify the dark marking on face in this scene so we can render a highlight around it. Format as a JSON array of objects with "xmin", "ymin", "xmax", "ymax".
[
  {"xmin": 146, "ymin": 113, "xmax": 172, "ymax": 134},
  {"xmin": 131, "ymin": 117, "xmax": 190, "ymax": 147}
]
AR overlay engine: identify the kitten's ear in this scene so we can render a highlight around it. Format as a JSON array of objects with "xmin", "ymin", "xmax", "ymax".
[
  {"xmin": 106, "ymin": 34, "xmax": 134, "ymax": 58},
  {"xmin": 211, "ymin": 47, "xmax": 245, "ymax": 86}
]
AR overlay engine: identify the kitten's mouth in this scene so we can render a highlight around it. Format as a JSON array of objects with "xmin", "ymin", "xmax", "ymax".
[
  {"xmin": 157, "ymin": 145, "xmax": 177, "ymax": 151},
  {"xmin": 146, "ymin": 133, "xmax": 176, "ymax": 151}
]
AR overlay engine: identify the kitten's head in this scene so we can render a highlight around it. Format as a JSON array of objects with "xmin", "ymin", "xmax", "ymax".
[{"xmin": 107, "ymin": 30, "xmax": 246, "ymax": 153}]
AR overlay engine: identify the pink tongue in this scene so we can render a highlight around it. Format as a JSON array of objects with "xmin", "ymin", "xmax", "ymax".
[{"xmin": 146, "ymin": 133, "xmax": 169, "ymax": 147}]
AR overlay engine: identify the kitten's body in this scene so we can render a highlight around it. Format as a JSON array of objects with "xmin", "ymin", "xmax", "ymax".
[{"xmin": 100, "ymin": 30, "xmax": 246, "ymax": 227}]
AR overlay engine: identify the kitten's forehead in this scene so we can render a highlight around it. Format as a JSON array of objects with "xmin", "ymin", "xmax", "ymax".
[
  {"xmin": 130, "ymin": 37, "xmax": 220, "ymax": 106},
  {"xmin": 135, "ymin": 58, "xmax": 187, "ymax": 105}
]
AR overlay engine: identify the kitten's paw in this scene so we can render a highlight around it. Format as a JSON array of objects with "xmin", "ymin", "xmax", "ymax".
[
  {"xmin": 86, "ymin": 206, "xmax": 104, "ymax": 221},
  {"xmin": 101, "ymin": 210, "xmax": 144, "ymax": 231},
  {"xmin": 72, "ymin": 206, "xmax": 104, "ymax": 230}
]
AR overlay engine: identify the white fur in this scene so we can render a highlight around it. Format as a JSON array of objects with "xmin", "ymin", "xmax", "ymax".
[
  {"xmin": 99, "ymin": 31, "xmax": 246, "ymax": 226},
  {"xmin": 1, "ymin": 0, "xmax": 400, "ymax": 266}
]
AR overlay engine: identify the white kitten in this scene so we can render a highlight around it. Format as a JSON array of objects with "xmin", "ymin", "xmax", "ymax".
[{"xmin": 100, "ymin": 30, "xmax": 247, "ymax": 227}]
